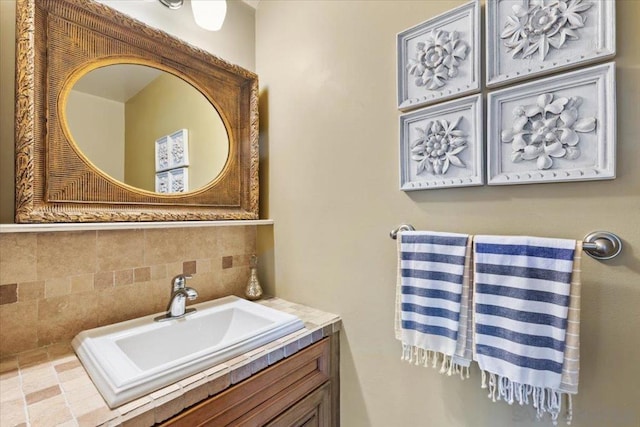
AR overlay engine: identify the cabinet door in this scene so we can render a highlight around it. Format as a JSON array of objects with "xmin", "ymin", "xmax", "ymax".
[
  {"xmin": 265, "ymin": 383, "xmax": 331, "ymax": 427},
  {"xmin": 162, "ymin": 339, "xmax": 330, "ymax": 427}
]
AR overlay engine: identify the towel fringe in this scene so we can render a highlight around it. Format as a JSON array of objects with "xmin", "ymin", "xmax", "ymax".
[
  {"xmin": 480, "ymin": 370, "xmax": 574, "ymax": 424},
  {"xmin": 400, "ymin": 344, "xmax": 469, "ymax": 380}
]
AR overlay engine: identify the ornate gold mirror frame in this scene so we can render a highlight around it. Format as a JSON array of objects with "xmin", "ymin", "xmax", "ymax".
[{"xmin": 15, "ymin": 0, "xmax": 259, "ymax": 223}]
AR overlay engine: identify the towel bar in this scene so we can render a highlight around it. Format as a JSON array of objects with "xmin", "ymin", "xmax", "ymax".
[{"xmin": 389, "ymin": 225, "xmax": 622, "ymax": 261}]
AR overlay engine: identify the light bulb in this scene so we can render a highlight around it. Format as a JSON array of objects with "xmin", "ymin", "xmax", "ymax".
[{"xmin": 191, "ymin": 0, "xmax": 227, "ymax": 31}]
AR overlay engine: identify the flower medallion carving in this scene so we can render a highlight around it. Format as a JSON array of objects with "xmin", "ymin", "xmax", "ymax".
[
  {"xmin": 157, "ymin": 141, "xmax": 169, "ymax": 170},
  {"xmin": 501, "ymin": 0, "xmax": 593, "ymax": 61},
  {"xmin": 501, "ymin": 93, "xmax": 596, "ymax": 170},
  {"xmin": 408, "ymin": 30, "xmax": 469, "ymax": 90},
  {"xmin": 411, "ymin": 117, "xmax": 468, "ymax": 175}
]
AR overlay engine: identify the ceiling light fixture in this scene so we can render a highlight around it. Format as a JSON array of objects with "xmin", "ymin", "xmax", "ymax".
[
  {"xmin": 158, "ymin": 0, "xmax": 183, "ymax": 10},
  {"xmin": 191, "ymin": 0, "xmax": 227, "ymax": 31},
  {"xmin": 158, "ymin": 0, "xmax": 227, "ymax": 32}
]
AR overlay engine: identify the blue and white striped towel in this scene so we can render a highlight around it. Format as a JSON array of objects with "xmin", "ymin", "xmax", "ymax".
[
  {"xmin": 395, "ymin": 230, "xmax": 472, "ymax": 376},
  {"xmin": 473, "ymin": 235, "xmax": 577, "ymax": 424}
]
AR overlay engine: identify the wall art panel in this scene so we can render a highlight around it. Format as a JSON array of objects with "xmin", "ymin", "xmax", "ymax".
[
  {"xmin": 486, "ymin": 0, "xmax": 615, "ymax": 87},
  {"xmin": 487, "ymin": 62, "xmax": 615, "ymax": 185},
  {"xmin": 400, "ymin": 94, "xmax": 483, "ymax": 190},
  {"xmin": 397, "ymin": 0, "xmax": 480, "ymax": 111}
]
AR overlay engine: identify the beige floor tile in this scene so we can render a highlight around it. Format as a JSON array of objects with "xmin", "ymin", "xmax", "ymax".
[
  {"xmin": 21, "ymin": 366, "xmax": 59, "ymax": 395},
  {"xmin": 59, "ymin": 375, "xmax": 96, "ymax": 394},
  {"xmin": 27, "ymin": 394, "xmax": 72, "ymax": 426},
  {"xmin": 54, "ymin": 367, "xmax": 83, "ymax": 385},
  {"xmin": 61, "ymin": 383, "xmax": 98, "ymax": 409},
  {"xmin": 68, "ymin": 392, "xmax": 108, "ymax": 417},
  {"xmin": 54, "ymin": 359, "xmax": 81, "ymax": 373},
  {"xmin": 0, "ymin": 398, "xmax": 27, "ymax": 426},
  {"xmin": 25, "ymin": 385, "xmax": 61, "ymax": 405},
  {"xmin": 0, "ymin": 374, "xmax": 23, "ymax": 402}
]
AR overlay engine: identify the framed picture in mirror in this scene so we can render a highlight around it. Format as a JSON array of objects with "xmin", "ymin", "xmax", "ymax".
[{"xmin": 155, "ymin": 129, "xmax": 190, "ymax": 172}]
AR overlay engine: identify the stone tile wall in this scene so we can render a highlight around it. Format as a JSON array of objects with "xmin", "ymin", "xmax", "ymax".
[{"xmin": 0, "ymin": 225, "xmax": 257, "ymax": 356}]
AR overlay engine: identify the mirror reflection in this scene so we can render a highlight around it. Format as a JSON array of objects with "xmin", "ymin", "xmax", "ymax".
[{"xmin": 65, "ymin": 64, "xmax": 229, "ymax": 193}]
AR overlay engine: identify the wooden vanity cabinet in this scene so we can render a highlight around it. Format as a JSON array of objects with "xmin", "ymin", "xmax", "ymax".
[{"xmin": 160, "ymin": 334, "xmax": 339, "ymax": 427}]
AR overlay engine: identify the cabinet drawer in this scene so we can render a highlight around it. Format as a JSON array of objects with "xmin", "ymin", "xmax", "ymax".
[
  {"xmin": 265, "ymin": 383, "xmax": 330, "ymax": 427},
  {"xmin": 161, "ymin": 338, "xmax": 330, "ymax": 427}
]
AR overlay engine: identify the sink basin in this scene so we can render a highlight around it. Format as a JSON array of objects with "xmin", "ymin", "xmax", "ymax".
[{"xmin": 72, "ymin": 296, "xmax": 304, "ymax": 408}]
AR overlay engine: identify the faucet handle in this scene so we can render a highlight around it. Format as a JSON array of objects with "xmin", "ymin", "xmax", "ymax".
[{"xmin": 172, "ymin": 274, "xmax": 192, "ymax": 290}]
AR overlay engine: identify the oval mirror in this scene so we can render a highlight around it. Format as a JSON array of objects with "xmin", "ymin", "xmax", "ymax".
[
  {"xmin": 15, "ymin": 0, "xmax": 258, "ymax": 223},
  {"xmin": 64, "ymin": 63, "xmax": 229, "ymax": 194}
]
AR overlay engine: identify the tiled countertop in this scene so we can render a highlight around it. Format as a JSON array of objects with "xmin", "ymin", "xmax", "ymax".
[{"xmin": 0, "ymin": 298, "xmax": 341, "ymax": 427}]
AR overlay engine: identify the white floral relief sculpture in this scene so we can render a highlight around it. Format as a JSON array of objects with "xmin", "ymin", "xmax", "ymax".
[
  {"xmin": 408, "ymin": 30, "xmax": 469, "ymax": 90},
  {"xmin": 501, "ymin": 0, "xmax": 593, "ymax": 61},
  {"xmin": 157, "ymin": 139, "xmax": 169, "ymax": 171},
  {"xmin": 501, "ymin": 93, "xmax": 596, "ymax": 170},
  {"xmin": 411, "ymin": 117, "xmax": 467, "ymax": 175},
  {"xmin": 171, "ymin": 133, "xmax": 185, "ymax": 166},
  {"xmin": 171, "ymin": 174, "xmax": 185, "ymax": 192}
]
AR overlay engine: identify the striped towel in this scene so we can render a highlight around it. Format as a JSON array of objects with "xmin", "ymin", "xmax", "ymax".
[
  {"xmin": 395, "ymin": 230, "xmax": 473, "ymax": 376},
  {"xmin": 473, "ymin": 235, "xmax": 580, "ymax": 424}
]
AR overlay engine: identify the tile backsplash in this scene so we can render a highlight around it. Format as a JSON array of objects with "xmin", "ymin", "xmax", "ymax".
[{"xmin": 0, "ymin": 225, "xmax": 257, "ymax": 357}]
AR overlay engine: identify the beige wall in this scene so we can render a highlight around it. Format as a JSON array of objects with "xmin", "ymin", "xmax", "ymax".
[
  {"xmin": 98, "ymin": 0, "xmax": 256, "ymax": 71},
  {"xmin": 256, "ymin": 1, "xmax": 640, "ymax": 426},
  {"xmin": 67, "ymin": 90, "xmax": 126, "ymax": 181},
  {"xmin": 125, "ymin": 73, "xmax": 228, "ymax": 192},
  {"xmin": 0, "ymin": 0, "xmax": 16, "ymax": 224}
]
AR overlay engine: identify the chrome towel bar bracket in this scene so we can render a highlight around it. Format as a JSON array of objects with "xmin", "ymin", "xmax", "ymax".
[
  {"xmin": 582, "ymin": 231, "xmax": 622, "ymax": 260},
  {"xmin": 389, "ymin": 224, "xmax": 415, "ymax": 240},
  {"xmin": 389, "ymin": 225, "xmax": 623, "ymax": 261}
]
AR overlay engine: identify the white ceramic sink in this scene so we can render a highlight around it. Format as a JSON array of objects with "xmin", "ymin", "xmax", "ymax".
[{"xmin": 72, "ymin": 296, "xmax": 304, "ymax": 408}]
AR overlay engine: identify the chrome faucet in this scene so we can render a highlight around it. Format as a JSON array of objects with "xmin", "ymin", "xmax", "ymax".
[{"xmin": 154, "ymin": 274, "xmax": 198, "ymax": 322}]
